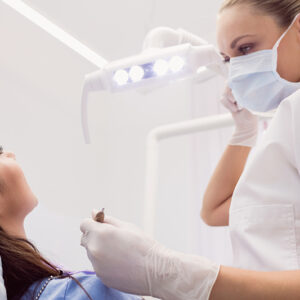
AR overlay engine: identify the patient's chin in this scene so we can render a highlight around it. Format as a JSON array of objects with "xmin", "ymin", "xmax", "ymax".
[
  {"xmin": 28, "ymin": 195, "xmax": 39, "ymax": 212},
  {"xmin": 22, "ymin": 193, "xmax": 39, "ymax": 218},
  {"xmin": 33, "ymin": 196, "xmax": 39, "ymax": 208}
]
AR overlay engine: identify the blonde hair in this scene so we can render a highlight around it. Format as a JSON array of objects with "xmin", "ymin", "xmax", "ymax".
[{"xmin": 220, "ymin": 0, "xmax": 300, "ymax": 27}]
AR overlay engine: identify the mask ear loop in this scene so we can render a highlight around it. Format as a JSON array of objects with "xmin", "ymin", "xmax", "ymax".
[{"xmin": 272, "ymin": 13, "xmax": 300, "ymax": 70}]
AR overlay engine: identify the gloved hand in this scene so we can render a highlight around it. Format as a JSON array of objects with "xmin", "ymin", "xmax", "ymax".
[
  {"xmin": 80, "ymin": 212, "xmax": 220, "ymax": 300},
  {"xmin": 141, "ymin": 26, "xmax": 228, "ymax": 93},
  {"xmin": 142, "ymin": 27, "xmax": 208, "ymax": 51},
  {"xmin": 221, "ymin": 85, "xmax": 259, "ymax": 147}
]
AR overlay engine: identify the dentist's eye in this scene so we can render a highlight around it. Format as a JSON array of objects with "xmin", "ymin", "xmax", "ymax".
[{"xmin": 238, "ymin": 44, "xmax": 253, "ymax": 55}]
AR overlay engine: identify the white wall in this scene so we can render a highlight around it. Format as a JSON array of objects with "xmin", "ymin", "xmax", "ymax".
[{"xmin": 0, "ymin": 0, "xmax": 233, "ymax": 272}]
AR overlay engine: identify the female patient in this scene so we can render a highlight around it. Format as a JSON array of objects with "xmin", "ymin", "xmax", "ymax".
[{"xmin": 0, "ymin": 147, "xmax": 141, "ymax": 300}]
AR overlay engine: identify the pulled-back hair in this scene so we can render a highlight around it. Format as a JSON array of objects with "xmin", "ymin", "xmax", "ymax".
[{"xmin": 220, "ymin": 0, "xmax": 300, "ymax": 28}]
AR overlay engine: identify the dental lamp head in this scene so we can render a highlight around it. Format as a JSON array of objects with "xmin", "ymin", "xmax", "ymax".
[{"xmin": 81, "ymin": 42, "xmax": 227, "ymax": 144}]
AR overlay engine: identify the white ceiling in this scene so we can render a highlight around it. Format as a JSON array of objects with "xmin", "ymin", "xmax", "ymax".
[{"xmin": 21, "ymin": 0, "xmax": 223, "ymax": 61}]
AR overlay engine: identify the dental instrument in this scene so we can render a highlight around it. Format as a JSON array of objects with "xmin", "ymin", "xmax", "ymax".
[{"xmin": 95, "ymin": 208, "xmax": 105, "ymax": 223}]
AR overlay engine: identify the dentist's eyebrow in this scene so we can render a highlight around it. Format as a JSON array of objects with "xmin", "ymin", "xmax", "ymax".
[{"xmin": 231, "ymin": 34, "xmax": 255, "ymax": 49}]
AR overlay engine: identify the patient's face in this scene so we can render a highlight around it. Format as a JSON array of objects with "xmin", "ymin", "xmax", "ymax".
[{"xmin": 0, "ymin": 151, "xmax": 37, "ymax": 224}]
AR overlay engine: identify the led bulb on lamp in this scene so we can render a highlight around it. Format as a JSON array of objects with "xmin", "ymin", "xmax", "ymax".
[
  {"xmin": 153, "ymin": 59, "xmax": 169, "ymax": 76},
  {"xmin": 114, "ymin": 69, "xmax": 129, "ymax": 85},
  {"xmin": 169, "ymin": 56, "xmax": 185, "ymax": 72},
  {"xmin": 129, "ymin": 65, "xmax": 144, "ymax": 82}
]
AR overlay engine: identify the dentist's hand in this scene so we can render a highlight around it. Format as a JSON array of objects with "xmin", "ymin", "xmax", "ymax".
[
  {"xmin": 142, "ymin": 27, "xmax": 228, "ymax": 78},
  {"xmin": 81, "ymin": 213, "xmax": 154, "ymax": 296},
  {"xmin": 80, "ymin": 213, "xmax": 220, "ymax": 300},
  {"xmin": 221, "ymin": 85, "xmax": 259, "ymax": 147},
  {"xmin": 142, "ymin": 27, "xmax": 209, "ymax": 50}
]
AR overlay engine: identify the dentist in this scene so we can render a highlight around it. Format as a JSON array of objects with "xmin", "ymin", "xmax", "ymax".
[{"xmin": 80, "ymin": 1, "xmax": 300, "ymax": 299}]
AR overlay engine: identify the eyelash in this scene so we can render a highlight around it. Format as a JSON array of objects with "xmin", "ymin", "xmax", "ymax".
[
  {"xmin": 222, "ymin": 43, "xmax": 254, "ymax": 63},
  {"xmin": 238, "ymin": 44, "xmax": 253, "ymax": 55}
]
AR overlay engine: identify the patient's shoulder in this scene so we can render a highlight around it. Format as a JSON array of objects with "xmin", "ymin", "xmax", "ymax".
[
  {"xmin": 22, "ymin": 271, "xmax": 141, "ymax": 300},
  {"xmin": 20, "ymin": 274, "xmax": 70, "ymax": 299},
  {"xmin": 66, "ymin": 271, "xmax": 140, "ymax": 300}
]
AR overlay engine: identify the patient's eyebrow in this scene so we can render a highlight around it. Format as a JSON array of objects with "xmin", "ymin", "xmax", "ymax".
[{"xmin": 231, "ymin": 34, "xmax": 255, "ymax": 49}]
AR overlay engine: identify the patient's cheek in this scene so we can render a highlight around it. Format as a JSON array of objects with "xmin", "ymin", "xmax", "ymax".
[
  {"xmin": 2, "ymin": 163, "xmax": 30, "ymax": 197},
  {"xmin": 0, "ymin": 161, "xmax": 36, "ymax": 213},
  {"xmin": 1, "ymin": 164, "xmax": 22, "ymax": 187}
]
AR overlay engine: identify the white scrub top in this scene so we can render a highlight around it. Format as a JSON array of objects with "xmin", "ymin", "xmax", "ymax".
[{"xmin": 229, "ymin": 90, "xmax": 300, "ymax": 271}]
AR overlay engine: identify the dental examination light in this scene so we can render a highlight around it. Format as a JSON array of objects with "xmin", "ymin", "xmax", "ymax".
[{"xmin": 82, "ymin": 41, "xmax": 227, "ymax": 143}]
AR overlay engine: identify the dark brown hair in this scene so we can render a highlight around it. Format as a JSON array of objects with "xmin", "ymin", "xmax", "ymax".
[
  {"xmin": 0, "ymin": 226, "xmax": 92, "ymax": 300},
  {"xmin": 220, "ymin": 0, "xmax": 300, "ymax": 28}
]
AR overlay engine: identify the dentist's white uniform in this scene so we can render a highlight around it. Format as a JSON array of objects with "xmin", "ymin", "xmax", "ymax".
[{"xmin": 229, "ymin": 90, "xmax": 300, "ymax": 271}]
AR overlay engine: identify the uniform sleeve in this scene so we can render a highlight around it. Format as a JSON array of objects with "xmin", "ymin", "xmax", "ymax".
[{"xmin": 65, "ymin": 272, "xmax": 142, "ymax": 300}]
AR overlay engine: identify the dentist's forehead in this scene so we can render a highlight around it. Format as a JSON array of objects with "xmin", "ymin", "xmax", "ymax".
[{"xmin": 216, "ymin": 5, "xmax": 279, "ymax": 52}]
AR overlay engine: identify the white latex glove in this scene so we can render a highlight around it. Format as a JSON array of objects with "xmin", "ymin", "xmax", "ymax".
[
  {"xmin": 221, "ymin": 85, "xmax": 259, "ymax": 147},
  {"xmin": 80, "ymin": 212, "xmax": 220, "ymax": 300},
  {"xmin": 142, "ymin": 27, "xmax": 208, "ymax": 51},
  {"xmin": 142, "ymin": 27, "xmax": 227, "ymax": 76}
]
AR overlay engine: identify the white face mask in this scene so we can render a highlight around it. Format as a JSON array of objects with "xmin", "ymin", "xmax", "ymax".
[{"xmin": 228, "ymin": 14, "xmax": 300, "ymax": 113}]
